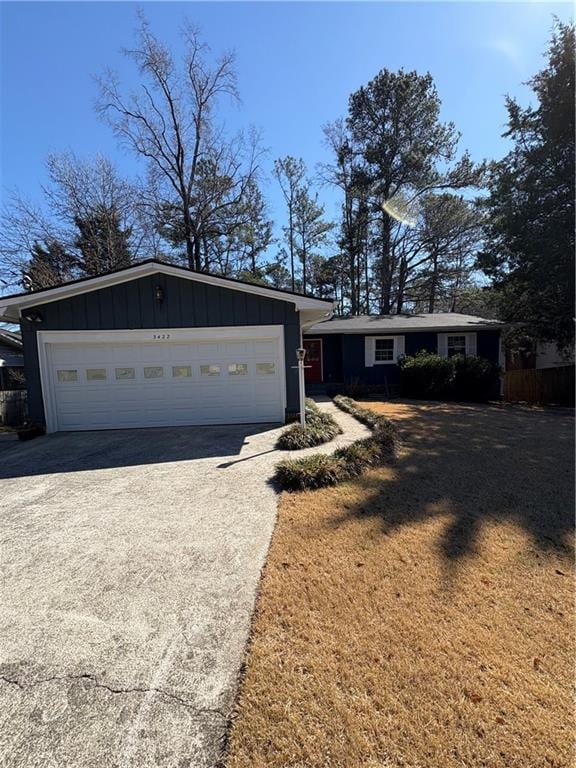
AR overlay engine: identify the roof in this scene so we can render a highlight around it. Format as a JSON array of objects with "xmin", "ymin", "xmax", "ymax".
[
  {"xmin": 304, "ymin": 312, "xmax": 505, "ymax": 335},
  {"xmin": 0, "ymin": 329, "xmax": 23, "ymax": 350},
  {"xmin": 0, "ymin": 259, "xmax": 335, "ymax": 323},
  {"xmin": 0, "ymin": 330, "xmax": 23, "ymax": 367}
]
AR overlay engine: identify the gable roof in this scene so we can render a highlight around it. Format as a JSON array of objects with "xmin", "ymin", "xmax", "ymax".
[
  {"xmin": 305, "ymin": 312, "xmax": 505, "ymax": 335},
  {"xmin": 0, "ymin": 259, "xmax": 335, "ymax": 322},
  {"xmin": 0, "ymin": 329, "xmax": 23, "ymax": 367}
]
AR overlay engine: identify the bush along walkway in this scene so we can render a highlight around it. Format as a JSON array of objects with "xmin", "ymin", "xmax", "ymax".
[
  {"xmin": 274, "ymin": 396, "xmax": 397, "ymax": 491},
  {"xmin": 276, "ymin": 398, "xmax": 342, "ymax": 450}
]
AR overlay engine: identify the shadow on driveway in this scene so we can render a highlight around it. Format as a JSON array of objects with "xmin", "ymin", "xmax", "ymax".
[{"xmin": 0, "ymin": 422, "xmax": 282, "ymax": 479}]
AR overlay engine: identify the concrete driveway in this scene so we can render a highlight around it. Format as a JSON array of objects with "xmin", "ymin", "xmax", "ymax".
[{"xmin": 0, "ymin": 423, "xmax": 288, "ymax": 768}]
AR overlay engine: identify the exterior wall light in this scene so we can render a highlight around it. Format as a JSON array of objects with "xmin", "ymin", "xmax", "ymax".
[
  {"xmin": 23, "ymin": 310, "xmax": 43, "ymax": 324},
  {"xmin": 154, "ymin": 285, "xmax": 164, "ymax": 304}
]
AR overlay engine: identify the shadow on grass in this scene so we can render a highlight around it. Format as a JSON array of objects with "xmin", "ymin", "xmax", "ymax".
[{"xmin": 329, "ymin": 400, "xmax": 574, "ymax": 564}]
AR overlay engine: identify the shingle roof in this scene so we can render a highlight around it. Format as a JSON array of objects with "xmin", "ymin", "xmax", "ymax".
[{"xmin": 305, "ymin": 312, "xmax": 504, "ymax": 335}]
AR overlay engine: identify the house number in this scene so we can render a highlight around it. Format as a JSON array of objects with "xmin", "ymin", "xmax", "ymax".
[{"xmin": 152, "ymin": 333, "xmax": 171, "ymax": 340}]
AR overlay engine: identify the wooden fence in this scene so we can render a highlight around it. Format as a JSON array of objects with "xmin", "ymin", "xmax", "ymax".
[
  {"xmin": 503, "ymin": 365, "xmax": 574, "ymax": 406},
  {"xmin": 0, "ymin": 390, "xmax": 27, "ymax": 427}
]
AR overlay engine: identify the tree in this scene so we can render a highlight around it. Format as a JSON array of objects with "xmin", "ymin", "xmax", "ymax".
[
  {"xmin": 23, "ymin": 239, "xmax": 76, "ymax": 291},
  {"xmin": 409, "ymin": 194, "xmax": 481, "ymax": 313},
  {"xmin": 293, "ymin": 184, "xmax": 333, "ymax": 293},
  {"xmin": 479, "ymin": 21, "xmax": 575, "ymax": 350},
  {"xmin": 74, "ymin": 208, "xmax": 133, "ymax": 276},
  {"xmin": 324, "ymin": 69, "xmax": 483, "ymax": 314},
  {"xmin": 97, "ymin": 13, "xmax": 261, "ymax": 272},
  {"xmin": 273, "ymin": 156, "xmax": 306, "ymax": 291},
  {"xmin": 0, "ymin": 153, "xmax": 149, "ymax": 289}
]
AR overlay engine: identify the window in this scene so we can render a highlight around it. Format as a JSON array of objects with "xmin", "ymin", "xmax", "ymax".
[
  {"xmin": 115, "ymin": 367, "xmax": 135, "ymax": 380},
  {"xmin": 86, "ymin": 368, "xmax": 106, "ymax": 381},
  {"xmin": 447, "ymin": 335, "xmax": 467, "ymax": 357},
  {"xmin": 144, "ymin": 366, "xmax": 163, "ymax": 379},
  {"xmin": 256, "ymin": 362, "xmax": 276, "ymax": 375},
  {"xmin": 172, "ymin": 366, "xmax": 192, "ymax": 378},
  {"xmin": 374, "ymin": 338, "xmax": 395, "ymax": 363},
  {"xmin": 200, "ymin": 364, "xmax": 220, "ymax": 376},
  {"xmin": 57, "ymin": 369, "xmax": 78, "ymax": 382},
  {"xmin": 228, "ymin": 363, "xmax": 248, "ymax": 376}
]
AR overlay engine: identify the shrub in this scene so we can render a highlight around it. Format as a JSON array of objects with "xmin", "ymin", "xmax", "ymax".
[
  {"xmin": 399, "ymin": 351, "xmax": 454, "ymax": 398},
  {"xmin": 451, "ymin": 354, "xmax": 501, "ymax": 401},
  {"xmin": 276, "ymin": 398, "xmax": 342, "ymax": 450},
  {"xmin": 399, "ymin": 351, "xmax": 500, "ymax": 402},
  {"xmin": 275, "ymin": 454, "xmax": 347, "ymax": 490},
  {"xmin": 274, "ymin": 397, "xmax": 397, "ymax": 491}
]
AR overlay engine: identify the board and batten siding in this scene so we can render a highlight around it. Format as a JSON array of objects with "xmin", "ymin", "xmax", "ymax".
[
  {"xmin": 21, "ymin": 274, "xmax": 301, "ymax": 424},
  {"xmin": 309, "ymin": 329, "xmax": 501, "ymax": 386}
]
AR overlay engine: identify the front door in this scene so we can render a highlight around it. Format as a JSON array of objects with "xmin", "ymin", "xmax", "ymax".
[{"xmin": 304, "ymin": 339, "xmax": 323, "ymax": 383}]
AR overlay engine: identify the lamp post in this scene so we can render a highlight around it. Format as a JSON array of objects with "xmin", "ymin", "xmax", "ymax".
[{"xmin": 295, "ymin": 347, "xmax": 307, "ymax": 426}]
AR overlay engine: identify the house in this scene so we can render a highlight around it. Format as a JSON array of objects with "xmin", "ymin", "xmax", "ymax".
[
  {"xmin": 0, "ymin": 260, "xmax": 333, "ymax": 432},
  {"xmin": 303, "ymin": 313, "xmax": 504, "ymax": 390},
  {"xmin": 0, "ymin": 329, "xmax": 25, "ymax": 390}
]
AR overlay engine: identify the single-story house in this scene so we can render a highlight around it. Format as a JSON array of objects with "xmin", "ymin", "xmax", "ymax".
[
  {"xmin": 303, "ymin": 313, "xmax": 505, "ymax": 389},
  {"xmin": 0, "ymin": 329, "xmax": 25, "ymax": 390},
  {"xmin": 0, "ymin": 260, "xmax": 334, "ymax": 432}
]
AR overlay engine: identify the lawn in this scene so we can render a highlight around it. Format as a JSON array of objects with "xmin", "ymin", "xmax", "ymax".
[{"xmin": 225, "ymin": 400, "xmax": 574, "ymax": 768}]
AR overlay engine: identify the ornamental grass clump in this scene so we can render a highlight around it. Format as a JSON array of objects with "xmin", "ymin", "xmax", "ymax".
[
  {"xmin": 274, "ymin": 397, "xmax": 396, "ymax": 491},
  {"xmin": 276, "ymin": 399, "xmax": 342, "ymax": 450}
]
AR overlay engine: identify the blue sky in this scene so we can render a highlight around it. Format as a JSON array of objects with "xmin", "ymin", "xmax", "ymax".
[{"xmin": 1, "ymin": 1, "xmax": 572, "ymax": 241}]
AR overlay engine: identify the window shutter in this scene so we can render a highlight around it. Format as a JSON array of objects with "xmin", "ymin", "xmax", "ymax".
[
  {"xmin": 395, "ymin": 335, "xmax": 405, "ymax": 361},
  {"xmin": 365, "ymin": 336, "xmax": 375, "ymax": 367},
  {"xmin": 467, "ymin": 333, "xmax": 477, "ymax": 357},
  {"xmin": 437, "ymin": 333, "xmax": 448, "ymax": 357}
]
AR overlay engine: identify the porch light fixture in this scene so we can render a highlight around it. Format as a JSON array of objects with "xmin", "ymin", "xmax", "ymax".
[
  {"xmin": 154, "ymin": 285, "xmax": 164, "ymax": 304},
  {"xmin": 23, "ymin": 310, "xmax": 43, "ymax": 324},
  {"xmin": 296, "ymin": 347, "xmax": 306, "ymax": 363}
]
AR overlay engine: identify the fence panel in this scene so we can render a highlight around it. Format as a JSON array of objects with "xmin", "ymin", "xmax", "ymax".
[
  {"xmin": 504, "ymin": 366, "xmax": 574, "ymax": 406},
  {"xmin": 0, "ymin": 390, "xmax": 28, "ymax": 427}
]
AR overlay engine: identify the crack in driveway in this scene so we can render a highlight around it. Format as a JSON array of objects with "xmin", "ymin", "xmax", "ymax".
[{"xmin": 0, "ymin": 674, "xmax": 227, "ymax": 720}]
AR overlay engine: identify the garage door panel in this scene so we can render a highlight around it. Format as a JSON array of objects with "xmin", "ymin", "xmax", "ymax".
[{"xmin": 45, "ymin": 332, "xmax": 285, "ymax": 431}]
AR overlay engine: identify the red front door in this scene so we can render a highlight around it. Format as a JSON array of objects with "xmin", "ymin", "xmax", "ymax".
[{"xmin": 304, "ymin": 339, "xmax": 323, "ymax": 383}]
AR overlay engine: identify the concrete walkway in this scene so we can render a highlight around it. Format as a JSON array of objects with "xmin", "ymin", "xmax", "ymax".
[{"xmin": 0, "ymin": 400, "xmax": 365, "ymax": 768}]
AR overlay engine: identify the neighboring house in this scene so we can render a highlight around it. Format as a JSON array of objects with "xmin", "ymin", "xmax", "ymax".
[
  {"xmin": 0, "ymin": 260, "xmax": 333, "ymax": 432},
  {"xmin": 303, "ymin": 313, "xmax": 504, "ymax": 389},
  {"xmin": 506, "ymin": 340, "xmax": 574, "ymax": 371},
  {"xmin": 0, "ymin": 329, "xmax": 25, "ymax": 390}
]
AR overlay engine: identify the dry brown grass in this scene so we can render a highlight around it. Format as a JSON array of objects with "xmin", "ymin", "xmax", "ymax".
[{"xmin": 226, "ymin": 401, "xmax": 574, "ymax": 768}]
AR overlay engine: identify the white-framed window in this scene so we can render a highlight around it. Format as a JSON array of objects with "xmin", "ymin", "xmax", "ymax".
[
  {"xmin": 115, "ymin": 367, "xmax": 135, "ymax": 380},
  {"xmin": 57, "ymin": 369, "xmax": 78, "ymax": 383},
  {"xmin": 256, "ymin": 362, "xmax": 276, "ymax": 375},
  {"xmin": 172, "ymin": 366, "xmax": 192, "ymax": 378},
  {"xmin": 374, "ymin": 338, "xmax": 395, "ymax": 363},
  {"xmin": 200, "ymin": 364, "xmax": 220, "ymax": 376},
  {"xmin": 144, "ymin": 366, "xmax": 164, "ymax": 379},
  {"xmin": 447, "ymin": 335, "xmax": 467, "ymax": 357},
  {"xmin": 365, "ymin": 336, "xmax": 405, "ymax": 367},
  {"xmin": 438, "ymin": 332, "xmax": 477, "ymax": 358},
  {"xmin": 86, "ymin": 368, "xmax": 107, "ymax": 381},
  {"xmin": 228, "ymin": 363, "xmax": 248, "ymax": 376}
]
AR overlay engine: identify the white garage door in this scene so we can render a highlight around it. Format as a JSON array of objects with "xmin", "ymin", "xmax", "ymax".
[{"xmin": 41, "ymin": 328, "xmax": 285, "ymax": 431}]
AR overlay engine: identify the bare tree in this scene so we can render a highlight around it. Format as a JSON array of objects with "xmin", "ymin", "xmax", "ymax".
[
  {"xmin": 97, "ymin": 14, "xmax": 261, "ymax": 272},
  {"xmin": 273, "ymin": 156, "xmax": 306, "ymax": 291}
]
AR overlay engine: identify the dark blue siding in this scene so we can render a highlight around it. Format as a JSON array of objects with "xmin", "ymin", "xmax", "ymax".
[
  {"xmin": 22, "ymin": 274, "xmax": 301, "ymax": 424},
  {"xmin": 476, "ymin": 330, "xmax": 500, "ymax": 364},
  {"xmin": 310, "ymin": 329, "xmax": 501, "ymax": 387}
]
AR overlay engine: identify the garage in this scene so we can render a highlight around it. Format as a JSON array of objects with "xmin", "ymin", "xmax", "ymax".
[
  {"xmin": 41, "ymin": 328, "xmax": 284, "ymax": 431},
  {"xmin": 0, "ymin": 261, "xmax": 333, "ymax": 432}
]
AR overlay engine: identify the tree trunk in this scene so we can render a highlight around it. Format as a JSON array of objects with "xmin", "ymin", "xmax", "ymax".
[
  {"xmin": 379, "ymin": 212, "xmax": 392, "ymax": 314},
  {"xmin": 428, "ymin": 248, "xmax": 439, "ymax": 313}
]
